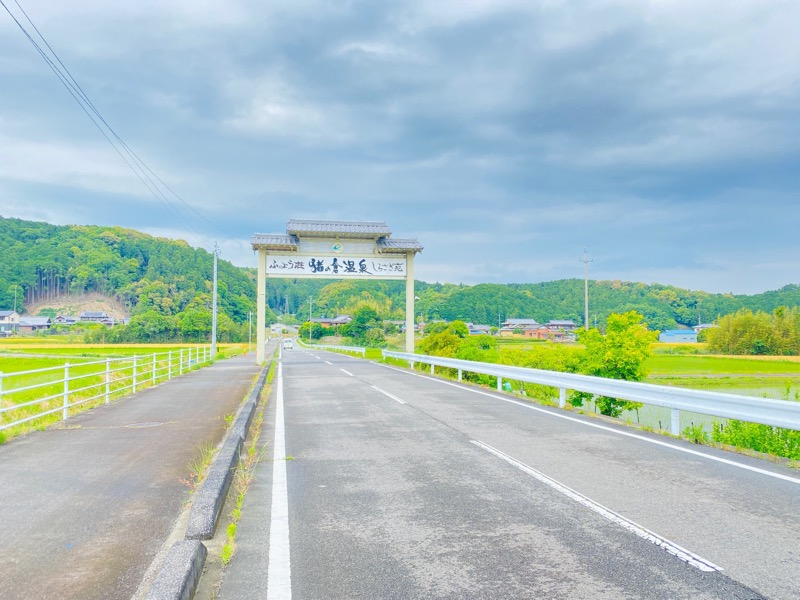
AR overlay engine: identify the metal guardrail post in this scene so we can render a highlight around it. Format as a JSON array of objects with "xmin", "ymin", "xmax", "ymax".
[
  {"xmin": 168, "ymin": 350, "xmax": 172, "ymax": 380},
  {"xmin": 180, "ymin": 349, "xmax": 184, "ymax": 375},
  {"xmin": 497, "ymin": 377, "xmax": 502, "ymax": 391},
  {"xmin": 133, "ymin": 355, "xmax": 138, "ymax": 393},
  {"xmin": 671, "ymin": 409, "xmax": 681, "ymax": 436},
  {"xmin": 152, "ymin": 353, "xmax": 157, "ymax": 385},
  {"xmin": 62, "ymin": 362, "xmax": 70, "ymax": 421},
  {"xmin": 430, "ymin": 364, "xmax": 434, "ymax": 375},
  {"xmin": 458, "ymin": 368, "xmax": 462, "ymax": 382},
  {"xmin": 559, "ymin": 387, "xmax": 566, "ymax": 409},
  {"xmin": 105, "ymin": 359, "xmax": 110, "ymax": 404},
  {"xmin": 0, "ymin": 371, "xmax": 4, "ymax": 423}
]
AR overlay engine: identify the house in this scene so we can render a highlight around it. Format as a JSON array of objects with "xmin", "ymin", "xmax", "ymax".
[
  {"xmin": 0, "ymin": 310, "xmax": 20, "ymax": 336},
  {"xmin": 547, "ymin": 320, "xmax": 578, "ymax": 332},
  {"xmin": 309, "ymin": 315, "xmax": 352, "ymax": 329},
  {"xmin": 53, "ymin": 315, "xmax": 78, "ymax": 325},
  {"xmin": 466, "ymin": 323, "xmax": 493, "ymax": 335},
  {"xmin": 80, "ymin": 311, "xmax": 109, "ymax": 322},
  {"xmin": 692, "ymin": 323, "xmax": 716, "ymax": 334},
  {"xmin": 659, "ymin": 329, "xmax": 698, "ymax": 343},
  {"xmin": 523, "ymin": 325, "xmax": 566, "ymax": 341},
  {"xmin": 498, "ymin": 318, "xmax": 540, "ymax": 337},
  {"xmin": 18, "ymin": 316, "xmax": 52, "ymax": 333}
]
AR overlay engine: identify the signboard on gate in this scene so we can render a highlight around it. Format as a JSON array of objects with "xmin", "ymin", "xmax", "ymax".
[{"xmin": 266, "ymin": 254, "xmax": 406, "ymax": 279}]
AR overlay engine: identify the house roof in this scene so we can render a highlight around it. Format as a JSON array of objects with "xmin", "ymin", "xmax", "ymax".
[
  {"xmin": 503, "ymin": 318, "xmax": 539, "ymax": 326},
  {"xmin": 80, "ymin": 311, "xmax": 109, "ymax": 318},
  {"xmin": 661, "ymin": 329, "xmax": 696, "ymax": 336},
  {"xmin": 0, "ymin": 310, "xmax": 17, "ymax": 317},
  {"xmin": 548, "ymin": 320, "xmax": 576, "ymax": 326},
  {"xmin": 19, "ymin": 316, "xmax": 51, "ymax": 326}
]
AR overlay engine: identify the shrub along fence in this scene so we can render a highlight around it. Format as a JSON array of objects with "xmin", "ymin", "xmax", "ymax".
[{"xmin": 0, "ymin": 346, "xmax": 212, "ymax": 439}]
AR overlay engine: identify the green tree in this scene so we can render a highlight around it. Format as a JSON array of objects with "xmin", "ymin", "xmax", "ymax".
[
  {"xmin": 342, "ymin": 306, "xmax": 382, "ymax": 345},
  {"xmin": 572, "ymin": 311, "xmax": 657, "ymax": 417}
]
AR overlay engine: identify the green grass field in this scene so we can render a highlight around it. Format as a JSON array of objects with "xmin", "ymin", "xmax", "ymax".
[{"xmin": 645, "ymin": 354, "xmax": 800, "ymax": 376}]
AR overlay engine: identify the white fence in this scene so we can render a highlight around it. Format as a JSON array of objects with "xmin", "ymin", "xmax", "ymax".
[
  {"xmin": 0, "ymin": 346, "xmax": 211, "ymax": 433},
  {"xmin": 382, "ymin": 350, "xmax": 800, "ymax": 435}
]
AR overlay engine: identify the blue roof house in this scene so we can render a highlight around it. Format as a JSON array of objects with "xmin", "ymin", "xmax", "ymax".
[{"xmin": 659, "ymin": 329, "xmax": 698, "ymax": 343}]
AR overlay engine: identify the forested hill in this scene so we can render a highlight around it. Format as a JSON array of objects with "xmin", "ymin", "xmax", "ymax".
[
  {"xmin": 0, "ymin": 216, "xmax": 258, "ymax": 324},
  {"xmin": 297, "ymin": 279, "xmax": 800, "ymax": 331},
  {"xmin": 1, "ymin": 216, "xmax": 798, "ymax": 333}
]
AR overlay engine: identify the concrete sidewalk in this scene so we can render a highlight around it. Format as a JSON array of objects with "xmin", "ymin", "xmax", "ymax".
[{"xmin": 0, "ymin": 354, "xmax": 261, "ymax": 600}]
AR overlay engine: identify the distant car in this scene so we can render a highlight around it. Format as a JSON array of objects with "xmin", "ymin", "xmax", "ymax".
[{"xmin": 283, "ymin": 339, "xmax": 293, "ymax": 349}]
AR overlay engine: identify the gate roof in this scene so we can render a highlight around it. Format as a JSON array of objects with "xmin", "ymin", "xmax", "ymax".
[{"xmin": 251, "ymin": 219, "xmax": 422, "ymax": 254}]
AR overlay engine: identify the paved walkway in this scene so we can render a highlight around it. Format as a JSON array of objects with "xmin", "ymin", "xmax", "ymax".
[{"xmin": 0, "ymin": 354, "xmax": 261, "ymax": 600}]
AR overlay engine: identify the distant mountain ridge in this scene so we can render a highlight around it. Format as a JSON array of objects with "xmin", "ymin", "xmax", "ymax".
[{"xmin": 1, "ymin": 216, "xmax": 797, "ymax": 331}]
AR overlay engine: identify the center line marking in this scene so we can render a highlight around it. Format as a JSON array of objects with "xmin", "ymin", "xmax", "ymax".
[
  {"xmin": 340, "ymin": 369, "xmax": 353, "ymax": 377},
  {"xmin": 472, "ymin": 440, "xmax": 721, "ymax": 573},
  {"xmin": 371, "ymin": 385, "xmax": 406, "ymax": 404},
  {"xmin": 324, "ymin": 361, "xmax": 333, "ymax": 365}
]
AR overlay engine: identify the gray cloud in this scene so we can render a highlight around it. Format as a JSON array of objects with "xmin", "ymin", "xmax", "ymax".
[{"xmin": 1, "ymin": 0, "xmax": 798, "ymax": 294}]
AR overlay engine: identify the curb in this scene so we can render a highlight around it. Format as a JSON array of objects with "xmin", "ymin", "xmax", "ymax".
[
  {"xmin": 185, "ymin": 432, "xmax": 244, "ymax": 540},
  {"xmin": 145, "ymin": 360, "xmax": 271, "ymax": 599},
  {"xmin": 146, "ymin": 540, "xmax": 207, "ymax": 600}
]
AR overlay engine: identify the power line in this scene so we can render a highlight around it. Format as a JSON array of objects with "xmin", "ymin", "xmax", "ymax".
[{"xmin": 1, "ymin": 0, "xmax": 233, "ymax": 245}]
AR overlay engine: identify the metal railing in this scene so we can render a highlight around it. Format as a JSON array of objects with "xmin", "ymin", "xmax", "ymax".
[
  {"xmin": 300, "ymin": 340, "xmax": 366, "ymax": 357},
  {"xmin": 382, "ymin": 350, "xmax": 800, "ymax": 435},
  {"xmin": 0, "ymin": 346, "xmax": 212, "ymax": 433}
]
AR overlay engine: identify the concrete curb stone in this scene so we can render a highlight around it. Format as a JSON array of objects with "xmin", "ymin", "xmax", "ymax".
[{"xmin": 146, "ymin": 540, "xmax": 207, "ymax": 600}]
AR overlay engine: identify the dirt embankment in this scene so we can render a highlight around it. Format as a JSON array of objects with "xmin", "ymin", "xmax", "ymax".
[{"xmin": 24, "ymin": 293, "xmax": 129, "ymax": 320}]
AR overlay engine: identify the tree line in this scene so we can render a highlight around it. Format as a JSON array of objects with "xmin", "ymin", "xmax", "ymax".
[{"xmin": 2, "ymin": 216, "xmax": 799, "ymax": 348}]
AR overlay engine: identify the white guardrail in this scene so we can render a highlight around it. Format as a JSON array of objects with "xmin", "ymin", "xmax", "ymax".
[
  {"xmin": 0, "ymin": 346, "xmax": 212, "ymax": 433},
  {"xmin": 382, "ymin": 350, "xmax": 800, "ymax": 435},
  {"xmin": 301, "ymin": 341, "xmax": 366, "ymax": 357}
]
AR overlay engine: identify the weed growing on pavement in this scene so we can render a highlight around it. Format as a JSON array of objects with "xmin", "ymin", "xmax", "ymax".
[
  {"xmin": 182, "ymin": 442, "xmax": 216, "ymax": 491},
  {"xmin": 219, "ymin": 374, "xmax": 271, "ymax": 566},
  {"xmin": 220, "ymin": 523, "xmax": 237, "ymax": 566}
]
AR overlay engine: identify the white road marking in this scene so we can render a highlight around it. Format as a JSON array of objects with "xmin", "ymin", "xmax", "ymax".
[
  {"xmin": 340, "ymin": 369, "xmax": 353, "ymax": 377},
  {"xmin": 380, "ymin": 364, "xmax": 800, "ymax": 486},
  {"xmin": 472, "ymin": 440, "xmax": 722, "ymax": 572},
  {"xmin": 324, "ymin": 361, "xmax": 333, "ymax": 365},
  {"xmin": 371, "ymin": 385, "xmax": 406, "ymax": 404},
  {"xmin": 268, "ymin": 363, "xmax": 291, "ymax": 599}
]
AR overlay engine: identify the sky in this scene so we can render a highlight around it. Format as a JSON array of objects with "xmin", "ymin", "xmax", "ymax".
[{"xmin": 1, "ymin": 0, "xmax": 798, "ymax": 295}]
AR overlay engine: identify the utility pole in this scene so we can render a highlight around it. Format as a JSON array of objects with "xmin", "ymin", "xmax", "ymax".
[
  {"xmin": 580, "ymin": 249, "xmax": 593, "ymax": 331},
  {"xmin": 12, "ymin": 285, "xmax": 18, "ymax": 313},
  {"xmin": 248, "ymin": 311, "xmax": 252, "ymax": 351},
  {"xmin": 308, "ymin": 297, "xmax": 313, "ymax": 341},
  {"xmin": 211, "ymin": 243, "xmax": 219, "ymax": 358}
]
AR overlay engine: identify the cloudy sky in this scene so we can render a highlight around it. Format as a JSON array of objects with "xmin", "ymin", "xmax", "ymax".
[{"xmin": 1, "ymin": 0, "xmax": 798, "ymax": 294}]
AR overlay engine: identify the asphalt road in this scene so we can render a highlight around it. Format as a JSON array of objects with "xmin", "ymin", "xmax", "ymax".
[
  {"xmin": 222, "ymin": 348, "xmax": 800, "ymax": 599},
  {"xmin": 0, "ymin": 355, "xmax": 260, "ymax": 600}
]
